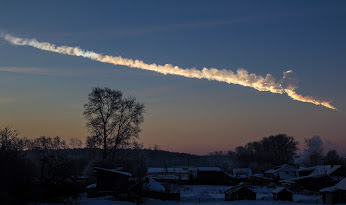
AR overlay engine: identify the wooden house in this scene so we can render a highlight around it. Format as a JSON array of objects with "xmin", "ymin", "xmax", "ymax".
[
  {"xmin": 272, "ymin": 187, "xmax": 293, "ymax": 201},
  {"xmin": 225, "ymin": 183, "xmax": 256, "ymax": 201},
  {"xmin": 264, "ymin": 164, "xmax": 297, "ymax": 181},
  {"xmin": 320, "ymin": 178, "xmax": 346, "ymax": 204},
  {"xmin": 93, "ymin": 167, "xmax": 132, "ymax": 194}
]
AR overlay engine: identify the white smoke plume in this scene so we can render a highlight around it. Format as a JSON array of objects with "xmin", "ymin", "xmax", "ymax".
[{"xmin": 1, "ymin": 34, "xmax": 336, "ymax": 110}]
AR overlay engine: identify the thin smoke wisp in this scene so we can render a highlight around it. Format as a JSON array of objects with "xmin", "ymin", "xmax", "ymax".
[{"xmin": 1, "ymin": 34, "xmax": 336, "ymax": 110}]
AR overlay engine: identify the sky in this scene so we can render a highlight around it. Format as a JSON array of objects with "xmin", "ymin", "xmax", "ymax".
[{"xmin": 0, "ymin": 1, "xmax": 345, "ymax": 155}]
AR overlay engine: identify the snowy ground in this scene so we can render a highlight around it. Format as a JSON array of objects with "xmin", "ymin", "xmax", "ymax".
[
  {"xmin": 41, "ymin": 185, "xmax": 329, "ymax": 205},
  {"xmin": 63, "ymin": 198, "xmax": 329, "ymax": 205}
]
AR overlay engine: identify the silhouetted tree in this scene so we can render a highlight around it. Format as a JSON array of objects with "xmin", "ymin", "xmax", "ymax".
[
  {"xmin": 83, "ymin": 87, "xmax": 145, "ymax": 159},
  {"xmin": 232, "ymin": 134, "xmax": 298, "ymax": 170},
  {"xmin": 325, "ymin": 149, "xmax": 342, "ymax": 165}
]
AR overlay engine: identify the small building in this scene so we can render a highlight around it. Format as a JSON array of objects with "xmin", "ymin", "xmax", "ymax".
[
  {"xmin": 249, "ymin": 174, "xmax": 273, "ymax": 186},
  {"xmin": 93, "ymin": 167, "xmax": 132, "ymax": 194},
  {"xmin": 264, "ymin": 164, "xmax": 297, "ymax": 181},
  {"xmin": 197, "ymin": 167, "xmax": 234, "ymax": 185},
  {"xmin": 233, "ymin": 168, "xmax": 252, "ymax": 177},
  {"xmin": 273, "ymin": 187, "xmax": 293, "ymax": 201},
  {"xmin": 225, "ymin": 183, "xmax": 256, "ymax": 201},
  {"xmin": 282, "ymin": 174, "xmax": 336, "ymax": 192},
  {"xmin": 297, "ymin": 165, "xmax": 343, "ymax": 178},
  {"xmin": 320, "ymin": 178, "xmax": 346, "ymax": 204},
  {"xmin": 148, "ymin": 166, "xmax": 234, "ymax": 185}
]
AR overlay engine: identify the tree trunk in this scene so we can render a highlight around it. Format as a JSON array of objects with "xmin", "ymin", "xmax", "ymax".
[{"xmin": 103, "ymin": 137, "xmax": 107, "ymax": 159}]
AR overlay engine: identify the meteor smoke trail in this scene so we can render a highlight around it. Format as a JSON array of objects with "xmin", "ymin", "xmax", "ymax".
[{"xmin": 1, "ymin": 34, "xmax": 336, "ymax": 110}]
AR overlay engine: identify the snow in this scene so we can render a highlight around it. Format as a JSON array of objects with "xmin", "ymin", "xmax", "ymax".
[
  {"xmin": 233, "ymin": 168, "xmax": 253, "ymax": 176},
  {"xmin": 308, "ymin": 165, "xmax": 341, "ymax": 176},
  {"xmin": 86, "ymin": 183, "xmax": 96, "ymax": 189},
  {"xmin": 94, "ymin": 167, "xmax": 132, "ymax": 176},
  {"xmin": 181, "ymin": 185, "xmax": 232, "ymax": 200},
  {"xmin": 320, "ymin": 178, "xmax": 346, "ymax": 192},
  {"xmin": 272, "ymin": 187, "xmax": 286, "ymax": 194},
  {"xmin": 143, "ymin": 177, "xmax": 165, "ymax": 192},
  {"xmin": 56, "ymin": 197, "xmax": 334, "ymax": 205}
]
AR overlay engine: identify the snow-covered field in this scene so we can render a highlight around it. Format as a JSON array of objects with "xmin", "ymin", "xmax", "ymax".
[
  {"xmin": 65, "ymin": 198, "xmax": 327, "ymax": 205},
  {"xmin": 42, "ymin": 185, "xmax": 331, "ymax": 205}
]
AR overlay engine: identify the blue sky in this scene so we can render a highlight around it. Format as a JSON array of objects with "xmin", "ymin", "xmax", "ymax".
[{"xmin": 0, "ymin": 1, "xmax": 345, "ymax": 154}]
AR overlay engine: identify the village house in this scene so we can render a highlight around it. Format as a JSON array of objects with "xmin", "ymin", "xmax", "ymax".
[
  {"xmin": 196, "ymin": 167, "xmax": 234, "ymax": 185},
  {"xmin": 297, "ymin": 165, "xmax": 344, "ymax": 178},
  {"xmin": 320, "ymin": 178, "xmax": 346, "ymax": 204},
  {"xmin": 233, "ymin": 168, "xmax": 252, "ymax": 177},
  {"xmin": 272, "ymin": 187, "xmax": 293, "ymax": 201},
  {"xmin": 264, "ymin": 164, "xmax": 297, "ymax": 181},
  {"xmin": 148, "ymin": 166, "xmax": 234, "ymax": 185},
  {"xmin": 225, "ymin": 182, "xmax": 256, "ymax": 201},
  {"xmin": 92, "ymin": 167, "xmax": 132, "ymax": 194},
  {"xmin": 249, "ymin": 174, "xmax": 273, "ymax": 186},
  {"xmin": 282, "ymin": 175, "xmax": 336, "ymax": 192}
]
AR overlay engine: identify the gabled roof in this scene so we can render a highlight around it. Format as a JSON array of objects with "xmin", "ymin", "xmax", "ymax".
[
  {"xmin": 198, "ymin": 167, "xmax": 222, "ymax": 172},
  {"xmin": 265, "ymin": 164, "xmax": 296, "ymax": 174},
  {"xmin": 309, "ymin": 165, "xmax": 341, "ymax": 176},
  {"xmin": 273, "ymin": 187, "xmax": 293, "ymax": 194},
  {"xmin": 282, "ymin": 173, "xmax": 334, "ymax": 182},
  {"xmin": 233, "ymin": 168, "xmax": 252, "ymax": 175},
  {"xmin": 94, "ymin": 167, "xmax": 132, "ymax": 176},
  {"xmin": 320, "ymin": 178, "xmax": 346, "ymax": 192},
  {"xmin": 298, "ymin": 165, "xmax": 341, "ymax": 175},
  {"xmin": 143, "ymin": 177, "xmax": 165, "ymax": 192},
  {"xmin": 225, "ymin": 182, "xmax": 253, "ymax": 194}
]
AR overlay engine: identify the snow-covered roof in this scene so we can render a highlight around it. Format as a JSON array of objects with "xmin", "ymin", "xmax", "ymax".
[
  {"xmin": 273, "ymin": 187, "xmax": 292, "ymax": 194},
  {"xmin": 282, "ymin": 173, "xmax": 334, "ymax": 182},
  {"xmin": 143, "ymin": 177, "xmax": 165, "ymax": 192},
  {"xmin": 265, "ymin": 164, "xmax": 296, "ymax": 174},
  {"xmin": 320, "ymin": 178, "xmax": 346, "ymax": 192},
  {"xmin": 198, "ymin": 167, "xmax": 222, "ymax": 172},
  {"xmin": 94, "ymin": 167, "xmax": 132, "ymax": 176},
  {"xmin": 148, "ymin": 166, "xmax": 223, "ymax": 173},
  {"xmin": 86, "ymin": 183, "xmax": 96, "ymax": 189},
  {"xmin": 233, "ymin": 168, "xmax": 252, "ymax": 175},
  {"xmin": 152, "ymin": 174, "xmax": 189, "ymax": 180},
  {"xmin": 225, "ymin": 182, "xmax": 252, "ymax": 194},
  {"xmin": 309, "ymin": 165, "xmax": 341, "ymax": 176}
]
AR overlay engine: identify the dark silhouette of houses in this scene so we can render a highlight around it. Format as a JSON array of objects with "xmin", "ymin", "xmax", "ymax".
[
  {"xmin": 147, "ymin": 166, "xmax": 234, "ymax": 185},
  {"xmin": 282, "ymin": 175, "xmax": 336, "ymax": 192},
  {"xmin": 249, "ymin": 174, "xmax": 273, "ymax": 186},
  {"xmin": 93, "ymin": 167, "xmax": 132, "ymax": 194},
  {"xmin": 320, "ymin": 178, "xmax": 346, "ymax": 204},
  {"xmin": 196, "ymin": 167, "xmax": 234, "ymax": 185},
  {"xmin": 264, "ymin": 164, "xmax": 297, "ymax": 181},
  {"xmin": 273, "ymin": 187, "xmax": 293, "ymax": 201},
  {"xmin": 297, "ymin": 165, "xmax": 343, "ymax": 178},
  {"xmin": 225, "ymin": 183, "xmax": 256, "ymax": 201}
]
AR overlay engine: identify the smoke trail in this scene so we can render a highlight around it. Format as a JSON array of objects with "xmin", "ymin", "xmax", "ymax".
[{"xmin": 1, "ymin": 34, "xmax": 336, "ymax": 110}]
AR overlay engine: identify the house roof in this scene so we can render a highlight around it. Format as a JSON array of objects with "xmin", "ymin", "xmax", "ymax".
[
  {"xmin": 148, "ymin": 166, "xmax": 222, "ymax": 173},
  {"xmin": 298, "ymin": 165, "xmax": 341, "ymax": 176},
  {"xmin": 233, "ymin": 168, "xmax": 252, "ymax": 175},
  {"xmin": 265, "ymin": 164, "xmax": 296, "ymax": 174},
  {"xmin": 320, "ymin": 178, "xmax": 346, "ymax": 192},
  {"xmin": 273, "ymin": 187, "xmax": 292, "ymax": 194},
  {"xmin": 282, "ymin": 173, "xmax": 334, "ymax": 182},
  {"xmin": 94, "ymin": 167, "xmax": 132, "ymax": 176},
  {"xmin": 225, "ymin": 182, "xmax": 252, "ymax": 194},
  {"xmin": 143, "ymin": 177, "xmax": 165, "ymax": 192}
]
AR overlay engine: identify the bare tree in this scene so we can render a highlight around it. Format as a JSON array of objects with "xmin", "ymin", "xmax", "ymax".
[
  {"xmin": 69, "ymin": 138, "xmax": 83, "ymax": 149},
  {"xmin": 83, "ymin": 87, "xmax": 145, "ymax": 159}
]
